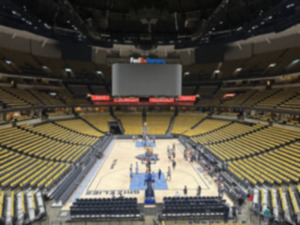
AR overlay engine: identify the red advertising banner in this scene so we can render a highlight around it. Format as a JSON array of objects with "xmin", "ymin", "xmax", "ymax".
[
  {"xmin": 93, "ymin": 101, "xmax": 194, "ymax": 106},
  {"xmin": 178, "ymin": 95, "xmax": 196, "ymax": 101},
  {"xmin": 149, "ymin": 98, "xmax": 174, "ymax": 103},
  {"xmin": 114, "ymin": 98, "xmax": 139, "ymax": 103},
  {"xmin": 90, "ymin": 95, "xmax": 196, "ymax": 105},
  {"xmin": 90, "ymin": 95, "xmax": 196, "ymax": 102},
  {"xmin": 222, "ymin": 93, "xmax": 236, "ymax": 99},
  {"xmin": 90, "ymin": 95, "xmax": 111, "ymax": 101}
]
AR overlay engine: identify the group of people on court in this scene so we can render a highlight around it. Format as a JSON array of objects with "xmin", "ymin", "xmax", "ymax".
[
  {"xmin": 129, "ymin": 162, "xmax": 140, "ymax": 181},
  {"xmin": 167, "ymin": 143, "xmax": 176, "ymax": 168},
  {"xmin": 129, "ymin": 161, "xmax": 166, "ymax": 184},
  {"xmin": 174, "ymin": 185, "xmax": 202, "ymax": 197},
  {"xmin": 132, "ymin": 134, "xmax": 155, "ymax": 145},
  {"xmin": 164, "ymin": 143, "xmax": 176, "ymax": 181},
  {"xmin": 128, "ymin": 141, "xmax": 214, "ymax": 200}
]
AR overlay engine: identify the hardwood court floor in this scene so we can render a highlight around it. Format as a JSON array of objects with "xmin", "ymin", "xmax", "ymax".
[{"xmin": 69, "ymin": 139, "xmax": 232, "ymax": 206}]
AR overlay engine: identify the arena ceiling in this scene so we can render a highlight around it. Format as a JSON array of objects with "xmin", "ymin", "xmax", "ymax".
[{"xmin": 1, "ymin": 0, "xmax": 300, "ymax": 49}]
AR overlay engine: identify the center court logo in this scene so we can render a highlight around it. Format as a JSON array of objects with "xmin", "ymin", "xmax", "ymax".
[
  {"xmin": 130, "ymin": 57, "xmax": 165, "ymax": 64},
  {"xmin": 135, "ymin": 153, "xmax": 159, "ymax": 162}
]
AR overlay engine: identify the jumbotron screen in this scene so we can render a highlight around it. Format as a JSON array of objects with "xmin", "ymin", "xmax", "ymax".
[{"xmin": 112, "ymin": 63, "xmax": 182, "ymax": 97}]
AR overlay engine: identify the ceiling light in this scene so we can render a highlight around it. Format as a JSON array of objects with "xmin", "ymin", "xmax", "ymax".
[
  {"xmin": 286, "ymin": 59, "xmax": 300, "ymax": 69},
  {"xmin": 286, "ymin": 3, "xmax": 295, "ymax": 8},
  {"xmin": 268, "ymin": 63, "xmax": 276, "ymax": 68}
]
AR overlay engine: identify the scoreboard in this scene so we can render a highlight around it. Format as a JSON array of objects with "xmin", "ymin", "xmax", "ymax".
[{"xmin": 112, "ymin": 63, "xmax": 182, "ymax": 97}]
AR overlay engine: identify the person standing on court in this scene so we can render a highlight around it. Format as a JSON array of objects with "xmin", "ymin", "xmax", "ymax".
[
  {"xmin": 167, "ymin": 166, "xmax": 171, "ymax": 181},
  {"xmin": 196, "ymin": 185, "xmax": 201, "ymax": 196},
  {"xmin": 158, "ymin": 169, "xmax": 162, "ymax": 180},
  {"xmin": 217, "ymin": 182, "xmax": 221, "ymax": 197},
  {"xmin": 172, "ymin": 160, "xmax": 176, "ymax": 170},
  {"xmin": 135, "ymin": 162, "xmax": 139, "ymax": 179},
  {"xmin": 183, "ymin": 186, "xmax": 187, "ymax": 196},
  {"xmin": 220, "ymin": 182, "xmax": 225, "ymax": 197},
  {"xmin": 218, "ymin": 182, "xmax": 225, "ymax": 198},
  {"xmin": 168, "ymin": 151, "xmax": 172, "ymax": 161},
  {"xmin": 130, "ymin": 170, "xmax": 133, "ymax": 182}
]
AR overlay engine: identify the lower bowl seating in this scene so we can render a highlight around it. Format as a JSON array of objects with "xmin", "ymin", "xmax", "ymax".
[
  {"xmin": 160, "ymin": 197, "xmax": 226, "ymax": 219},
  {"xmin": 70, "ymin": 198, "xmax": 143, "ymax": 220}
]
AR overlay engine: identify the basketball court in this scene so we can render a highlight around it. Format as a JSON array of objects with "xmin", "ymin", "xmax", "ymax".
[{"xmin": 63, "ymin": 139, "xmax": 232, "ymax": 210}]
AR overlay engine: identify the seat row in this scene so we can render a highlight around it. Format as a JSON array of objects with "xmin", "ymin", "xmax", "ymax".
[
  {"xmin": 146, "ymin": 113, "xmax": 173, "ymax": 135},
  {"xmin": 0, "ymin": 86, "xmax": 92, "ymax": 109},
  {"xmin": 19, "ymin": 122, "xmax": 99, "ymax": 145},
  {"xmin": 205, "ymin": 126, "xmax": 300, "ymax": 161},
  {"xmin": 55, "ymin": 119, "xmax": 103, "ymax": 137},
  {"xmin": 0, "ymin": 127, "xmax": 92, "ymax": 163},
  {"xmin": 252, "ymin": 186, "xmax": 300, "ymax": 225},
  {"xmin": 161, "ymin": 196, "xmax": 226, "ymax": 219},
  {"xmin": 0, "ymin": 149, "xmax": 72, "ymax": 189},
  {"xmin": 70, "ymin": 198, "xmax": 142, "ymax": 220},
  {"xmin": 81, "ymin": 114, "xmax": 114, "ymax": 132},
  {"xmin": 227, "ymin": 141, "xmax": 300, "ymax": 185},
  {"xmin": 191, "ymin": 123, "xmax": 265, "ymax": 145},
  {"xmin": 171, "ymin": 114, "xmax": 206, "ymax": 134},
  {"xmin": 196, "ymin": 87, "xmax": 300, "ymax": 112},
  {"xmin": 0, "ymin": 190, "xmax": 46, "ymax": 225},
  {"xmin": 184, "ymin": 119, "xmax": 230, "ymax": 136}
]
